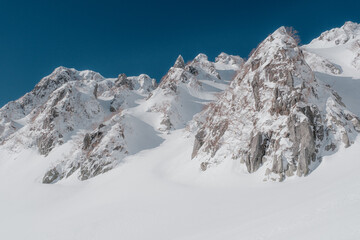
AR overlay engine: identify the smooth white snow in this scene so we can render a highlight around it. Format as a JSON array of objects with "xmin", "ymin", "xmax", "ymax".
[{"xmin": 0, "ymin": 130, "xmax": 360, "ymax": 240}]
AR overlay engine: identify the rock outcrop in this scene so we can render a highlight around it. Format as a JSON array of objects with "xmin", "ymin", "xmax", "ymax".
[
  {"xmin": 191, "ymin": 27, "xmax": 360, "ymax": 181},
  {"xmin": 308, "ymin": 21, "xmax": 360, "ymax": 47},
  {"xmin": 145, "ymin": 53, "xmax": 242, "ymax": 131},
  {"xmin": 173, "ymin": 55, "xmax": 185, "ymax": 69},
  {"xmin": 0, "ymin": 66, "xmax": 158, "ymax": 183}
]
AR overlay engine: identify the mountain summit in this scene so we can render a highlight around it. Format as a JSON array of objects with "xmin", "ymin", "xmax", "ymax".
[{"xmin": 191, "ymin": 26, "xmax": 360, "ymax": 181}]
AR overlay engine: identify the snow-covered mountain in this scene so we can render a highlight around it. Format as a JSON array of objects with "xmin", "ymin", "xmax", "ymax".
[
  {"xmin": 0, "ymin": 53, "xmax": 242, "ymax": 183},
  {"xmin": 1, "ymin": 22, "xmax": 360, "ymax": 240},
  {"xmin": 144, "ymin": 53, "xmax": 242, "ymax": 131},
  {"xmin": 1, "ymin": 23, "xmax": 360, "ymax": 183},
  {"xmin": 303, "ymin": 21, "xmax": 360, "ymax": 118},
  {"xmin": 190, "ymin": 26, "xmax": 360, "ymax": 181},
  {"xmin": 305, "ymin": 21, "xmax": 360, "ymax": 71}
]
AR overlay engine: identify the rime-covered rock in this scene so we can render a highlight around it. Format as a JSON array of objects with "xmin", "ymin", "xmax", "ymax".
[
  {"xmin": 191, "ymin": 26, "xmax": 360, "ymax": 181},
  {"xmin": 0, "ymin": 67, "xmax": 104, "ymax": 142},
  {"xmin": 304, "ymin": 21, "xmax": 360, "ymax": 71},
  {"xmin": 173, "ymin": 55, "xmax": 185, "ymax": 69},
  {"xmin": 0, "ymin": 66, "xmax": 158, "ymax": 182},
  {"xmin": 308, "ymin": 21, "xmax": 360, "ymax": 47},
  {"xmin": 215, "ymin": 52, "xmax": 244, "ymax": 68},
  {"xmin": 146, "ymin": 53, "xmax": 242, "ymax": 131}
]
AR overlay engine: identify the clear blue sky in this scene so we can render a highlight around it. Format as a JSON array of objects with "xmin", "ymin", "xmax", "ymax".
[{"xmin": 0, "ymin": 0, "xmax": 359, "ymax": 107}]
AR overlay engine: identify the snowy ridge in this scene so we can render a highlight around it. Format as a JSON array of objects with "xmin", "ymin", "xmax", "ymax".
[
  {"xmin": 144, "ymin": 53, "xmax": 242, "ymax": 131},
  {"xmin": 308, "ymin": 21, "xmax": 360, "ymax": 47},
  {"xmin": 191, "ymin": 26, "xmax": 360, "ymax": 181},
  {"xmin": 40, "ymin": 53, "xmax": 241, "ymax": 182},
  {"xmin": 0, "ymin": 67, "xmax": 158, "ymax": 182},
  {"xmin": 0, "ymin": 22, "xmax": 359, "ymax": 185},
  {"xmin": 305, "ymin": 21, "xmax": 360, "ymax": 71},
  {"xmin": 0, "ymin": 53, "xmax": 242, "ymax": 183},
  {"xmin": 0, "ymin": 67, "xmax": 103, "ymax": 142}
]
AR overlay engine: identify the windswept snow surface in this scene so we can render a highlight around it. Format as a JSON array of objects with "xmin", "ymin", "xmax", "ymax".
[
  {"xmin": 0, "ymin": 130, "xmax": 360, "ymax": 240},
  {"xmin": 303, "ymin": 21, "xmax": 360, "ymax": 116}
]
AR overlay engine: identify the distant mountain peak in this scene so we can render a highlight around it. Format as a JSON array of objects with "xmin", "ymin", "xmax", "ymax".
[
  {"xmin": 342, "ymin": 21, "xmax": 360, "ymax": 32},
  {"xmin": 307, "ymin": 21, "xmax": 360, "ymax": 47},
  {"xmin": 173, "ymin": 55, "xmax": 185, "ymax": 69},
  {"xmin": 193, "ymin": 53, "xmax": 208, "ymax": 62},
  {"xmin": 215, "ymin": 52, "xmax": 244, "ymax": 67}
]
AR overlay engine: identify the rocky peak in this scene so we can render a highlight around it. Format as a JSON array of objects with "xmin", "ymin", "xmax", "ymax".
[
  {"xmin": 342, "ymin": 21, "xmax": 360, "ymax": 32},
  {"xmin": 35, "ymin": 67, "xmax": 103, "ymax": 92},
  {"xmin": 148, "ymin": 52, "xmax": 230, "ymax": 132},
  {"xmin": 0, "ymin": 67, "xmax": 104, "ymax": 141},
  {"xmin": 157, "ymin": 65, "xmax": 195, "ymax": 94},
  {"xmin": 187, "ymin": 53, "xmax": 221, "ymax": 80},
  {"xmin": 131, "ymin": 74, "xmax": 157, "ymax": 93},
  {"xmin": 304, "ymin": 21, "xmax": 360, "ymax": 70},
  {"xmin": 191, "ymin": 27, "xmax": 360, "ymax": 181},
  {"xmin": 173, "ymin": 55, "xmax": 185, "ymax": 69},
  {"xmin": 215, "ymin": 52, "xmax": 244, "ymax": 66},
  {"xmin": 249, "ymin": 26, "xmax": 298, "ymax": 60},
  {"xmin": 115, "ymin": 73, "xmax": 133, "ymax": 89},
  {"xmin": 193, "ymin": 53, "xmax": 208, "ymax": 62},
  {"xmin": 34, "ymin": 67, "xmax": 74, "ymax": 94},
  {"xmin": 114, "ymin": 73, "xmax": 157, "ymax": 93},
  {"xmin": 307, "ymin": 21, "xmax": 360, "ymax": 47}
]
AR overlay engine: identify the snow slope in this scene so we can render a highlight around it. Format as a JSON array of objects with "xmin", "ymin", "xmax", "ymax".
[
  {"xmin": 303, "ymin": 21, "xmax": 360, "ymax": 116},
  {"xmin": 0, "ymin": 130, "xmax": 360, "ymax": 240}
]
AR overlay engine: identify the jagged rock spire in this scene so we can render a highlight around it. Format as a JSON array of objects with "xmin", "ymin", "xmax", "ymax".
[{"xmin": 173, "ymin": 55, "xmax": 185, "ymax": 68}]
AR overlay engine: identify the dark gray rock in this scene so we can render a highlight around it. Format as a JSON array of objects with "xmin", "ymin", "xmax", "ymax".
[
  {"xmin": 287, "ymin": 114, "xmax": 316, "ymax": 176},
  {"xmin": 174, "ymin": 55, "xmax": 185, "ymax": 69},
  {"xmin": 93, "ymin": 83, "xmax": 98, "ymax": 99},
  {"xmin": 251, "ymin": 59, "xmax": 261, "ymax": 71},
  {"xmin": 245, "ymin": 132, "xmax": 268, "ymax": 173},
  {"xmin": 191, "ymin": 129, "xmax": 206, "ymax": 159},
  {"xmin": 37, "ymin": 134, "xmax": 55, "ymax": 156},
  {"xmin": 160, "ymin": 116, "xmax": 173, "ymax": 131},
  {"xmin": 42, "ymin": 167, "xmax": 61, "ymax": 184},
  {"xmin": 115, "ymin": 73, "xmax": 133, "ymax": 90},
  {"xmin": 186, "ymin": 66, "xmax": 199, "ymax": 76}
]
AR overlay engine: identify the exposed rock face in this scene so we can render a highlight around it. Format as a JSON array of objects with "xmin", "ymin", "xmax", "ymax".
[
  {"xmin": 350, "ymin": 40, "xmax": 360, "ymax": 70},
  {"xmin": 29, "ymin": 83, "xmax": 105, "ymax": 157},
  {"xmin": 146, "ymin": 52, "xmax": 242, "ymax": 131},
  {"xmin": 115, "ymin": 73, "xmax": 133, "ymax": 90},
  {"xmin": 42, "ymin": 114, "xmax": 129, "ymax": 183},
  {"xmin": 246, "ymin": 132, "xmax": 269, "ymax": 173},
  {"xmin": 192, "ymin": 130, "xmax": 206, "ymax": 159},
  {"xmin": 0, "ymin": 66, "xmax": 159, "ymax": 183},
  {"xmin": 309, "ymin": 21, "xmax": 360, "ymax": 47},
  {"xmin": 173, "ymin": 55, "xmax": 185, "ymax": 69},
  {"xmin": 191, "ymin": 27, "xmax": 360, "ymax": 181},
  {"xmin": 0, "ymin": 67, "xmax": 104, "ymax": 142}
]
